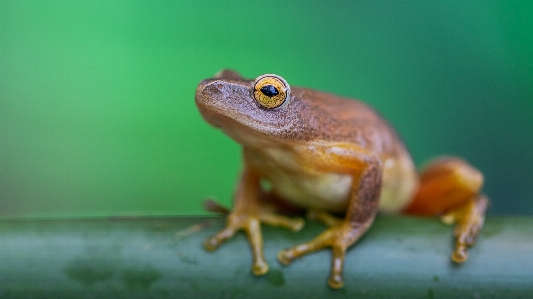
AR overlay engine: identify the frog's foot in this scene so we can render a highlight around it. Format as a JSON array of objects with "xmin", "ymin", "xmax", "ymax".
[
  {"xmin": 278, "ymin": 217, "xmax": 370, "ymax": 289},
  {"xmin": 441, "ymin": 195, "xmax": 489, "ymax": 263},
  {"xmin": 204, "ymin": 198, "xmax": 305, "ymax": 232},
  {"xmin": 203, "ymin": 198, "xmax": 231, "ymax": 215},
  {"xmin": 204, "ymin": 211, "xmax": 269, "ymax": 275},
  {"xmin": 260, "ymin": 210, "xmax": 305, "ymax": 232},
  {"xmin": 307, "ymin": 209, "xmax": 342, "ymax": 227},
  {"xmin": 203, "ymin": 199, "xmax": 304, "ymax": 276},
  {"xmin": 404, "ymin": 157, "xmax": 489, "ymax": 263}
]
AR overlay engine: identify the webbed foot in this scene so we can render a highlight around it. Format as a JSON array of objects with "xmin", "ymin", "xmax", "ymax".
[
  {"xmin": 405, "ymin": 158, "xmax": 489, "ymax": 263},
  {"xmin": 278, "ymin": 210, "xmax": 372, "ymax": 289},
  {"xmin": 203, "ymin": 199, "xmax": 304, "ymax": 276},
  {"xmin": 441, "ymin": 195, "xmax": 489, "ymax": 263}
]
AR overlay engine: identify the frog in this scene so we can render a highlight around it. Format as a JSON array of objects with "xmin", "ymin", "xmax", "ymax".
[{"xmin": 194, "ymin": 69, "xmax": 488, "ymax": 289}]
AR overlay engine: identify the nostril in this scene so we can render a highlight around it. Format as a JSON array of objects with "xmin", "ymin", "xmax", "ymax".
[
  {"xmin": 196, "ymin": 79, "xmax": 210, "ymax": 94},
  {"xmin": 196, "ymin": 79, "xmax": 223, "ymax": 95},
  {"xmin": 206, "ymin": 82, "xmax": 223, "ymax": 95},
  {"xmin": 201, "ymin": 81, "xmax": 225, "ymax": 96}
]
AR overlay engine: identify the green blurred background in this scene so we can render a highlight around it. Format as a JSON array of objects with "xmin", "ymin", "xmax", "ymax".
[{"xmin": 1, "ymin": 1, "xmax": 532, "ymax": 218}]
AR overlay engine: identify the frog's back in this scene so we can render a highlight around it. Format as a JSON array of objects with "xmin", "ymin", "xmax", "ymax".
[
  {"xmin": 292, "ymin": 87, "xmax": 405, "ymax": 157},
  {"xmin": 292, "ymin": 87, "xmax": 418, "ymax": 213}
]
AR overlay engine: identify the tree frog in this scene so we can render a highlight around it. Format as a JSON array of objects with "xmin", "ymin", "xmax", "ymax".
[{"xmin": 195, "ymin": 70, "xmax": 488, "ymax": 289}]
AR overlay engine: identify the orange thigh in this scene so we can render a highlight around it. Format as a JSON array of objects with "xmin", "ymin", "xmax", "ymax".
[{"xmin": 404, "ymin": 157, "xmax": 483, "ymax": 216}]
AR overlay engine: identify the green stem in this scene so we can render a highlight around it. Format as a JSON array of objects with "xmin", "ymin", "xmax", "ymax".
[{"xmin": 0, "ymin": 215, "xmax": 531, "ymax": 298}]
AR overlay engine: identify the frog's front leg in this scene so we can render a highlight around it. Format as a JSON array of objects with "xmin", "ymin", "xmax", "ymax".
[
  {"xmin": 278, "ymin": 143, "xmax": 382, "ymax": 289},
  {"xmin": 203, "ymin": 167, "xmax": 304, "ymax": 276}
]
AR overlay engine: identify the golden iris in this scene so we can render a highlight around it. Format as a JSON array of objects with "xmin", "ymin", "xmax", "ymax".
[{"xmin": 252, "ymin": 74, "xmax": 290, "ymax": 109}]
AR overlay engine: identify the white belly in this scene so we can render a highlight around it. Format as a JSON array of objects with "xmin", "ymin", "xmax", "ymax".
[
  {"xmin": 269, "ymin": 170, "xmax": 353, "ymax": 212},
  {"xmin": 378, "ymin": 156, "xmax": 418, "ymax": 214},
  {"xmin": 247, "ymin": 147, "xmax": 418, "ymax": 214}
]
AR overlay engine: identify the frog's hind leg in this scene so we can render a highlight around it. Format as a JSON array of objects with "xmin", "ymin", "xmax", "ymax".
[{"xmin": 404, "ymin": 157, "xmax": 489, "ymax": 263}]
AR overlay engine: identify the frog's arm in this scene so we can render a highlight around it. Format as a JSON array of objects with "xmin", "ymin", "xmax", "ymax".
[
  {"xmin": 203, "ymin": 166, "xmax": 304, "ymax": 276},
  {"xmin": 277, "ymin": 142, "xmax": 383, "ymax": 289}
]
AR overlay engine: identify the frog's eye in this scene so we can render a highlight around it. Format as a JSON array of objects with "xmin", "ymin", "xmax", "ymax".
[{"xmin": 252, "ymin": 74, "xmax": 291, "ymax": 109}]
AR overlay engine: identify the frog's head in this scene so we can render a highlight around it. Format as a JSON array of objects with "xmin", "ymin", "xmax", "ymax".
[{"xmin": 195, "ymin": 70, "xmax": 316, "ymax": 146}]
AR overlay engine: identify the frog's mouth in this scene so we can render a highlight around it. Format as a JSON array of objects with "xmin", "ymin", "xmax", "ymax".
[
  {"xmin": 197, "ymin": 100, "xmax": 283, "ymax": 147},
  {"xmin": 195, "ymin": 78, "xmax": 315, "ymax": 146},
  {"xmin": 195, "ymin": 79, "xmax": 276, "ymax": 145}
]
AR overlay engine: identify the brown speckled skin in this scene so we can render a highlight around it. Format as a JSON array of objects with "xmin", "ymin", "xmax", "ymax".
[
  {"xmin": 196, "ymin": 71, "xmax": 409, "ymax": 288},
  {"xmin": 195, "ymin": 70, "xmax": 487, "ymax": 289},
  {"xmin": 196, "ymin": 73, "xmax": 416, "ymax": 213},
  {"xmin": 196, "ymin": 77, "xmax": 406, "ymax": 155}
]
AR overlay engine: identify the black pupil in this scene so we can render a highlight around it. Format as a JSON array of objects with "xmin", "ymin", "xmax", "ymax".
[{"xmin": 260, "ymin": 85, "xmax": 279, "ymax": 97}]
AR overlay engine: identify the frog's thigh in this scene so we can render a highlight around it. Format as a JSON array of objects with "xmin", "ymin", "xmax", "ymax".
[
  {"xmin": 404, "ymin": 157, "xmax": 483, "ymax": 215},
  {"xmin": 403, "ymin": 157, "xmax": 489, "ymax": 263}
]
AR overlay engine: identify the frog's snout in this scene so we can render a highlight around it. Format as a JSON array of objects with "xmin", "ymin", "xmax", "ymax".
[
  {"xmin": 195, "ymin": 79, "xmax": 224, "ymax": 102},
  {"xmin": 195, "ymin": 79, "xmax": 215, "ymax": 109},
  {"xmin": 195, "ymin": 79, "xmax": 212, "ymax": 98},
  {"xmin": 195, "ymin": 79, "xmax": 228, "ymax": 128},
  {"xmin": 196, "ymin": 79, "xmax": 210, "ymax": 92}
]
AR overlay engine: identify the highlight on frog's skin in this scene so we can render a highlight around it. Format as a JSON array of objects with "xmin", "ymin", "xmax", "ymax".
[{"xmin": 252, "ymin": 74, "xmax": 291, "ymax": 109}]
